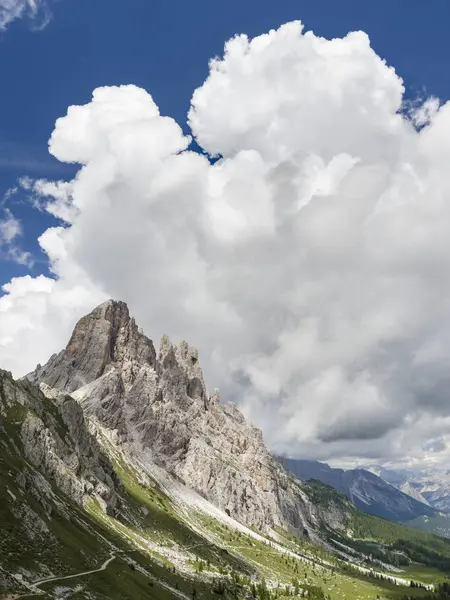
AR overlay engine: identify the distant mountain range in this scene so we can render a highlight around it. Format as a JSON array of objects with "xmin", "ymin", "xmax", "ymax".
[
  {"xmin": 369, "ymin": 466, "xmax": 450, "ymax": 514},
  {"xmin": 279, "ymin": 458, "xmax": 448, "ymax": 531}
]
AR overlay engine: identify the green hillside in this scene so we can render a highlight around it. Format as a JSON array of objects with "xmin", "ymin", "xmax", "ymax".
[{"xmin": 2, "ymin": 375, "xmax": 450, "ymax": 600}]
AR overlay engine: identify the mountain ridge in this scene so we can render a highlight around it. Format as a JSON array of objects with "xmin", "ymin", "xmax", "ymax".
[
  {"xmin": 280, "ymin": 458, "xmax": 440, "ymax": 524},
  {"xmin": 371, "ymin": 466, "xmax": 450, "ymax": 514},
  {"xmin": 27, "ymin": 299, "xmax": 332, "ymax": 536}
]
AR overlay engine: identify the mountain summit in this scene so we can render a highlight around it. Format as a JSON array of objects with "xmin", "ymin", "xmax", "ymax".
[
  {"xmin": 29, "ymin": 300, "xmax": 157, "ymax": 393},
  {"xmin": 28, "ymin": 300, "xmax": 325, "ymax": 533}
]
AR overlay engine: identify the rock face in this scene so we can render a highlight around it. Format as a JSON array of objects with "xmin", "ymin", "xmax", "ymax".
[
  {"xmin": 28, "ymin": 300, "xmax": 334, "ymax": 534},
  {"xmin": 28, "ymin": 300, "xmax": 156, "ymax": 394},
  {"xmin": 1, "ymin": 369, "xmax": 119, "ymax": 512}
]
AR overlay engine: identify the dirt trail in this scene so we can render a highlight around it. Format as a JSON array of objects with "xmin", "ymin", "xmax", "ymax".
[{"xmin": 12, "ymin": 552, "xmax": 117, "ymax": 599}]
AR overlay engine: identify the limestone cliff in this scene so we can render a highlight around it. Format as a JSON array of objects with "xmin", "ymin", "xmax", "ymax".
[
  {"xmin": 29, "ymin": 301, "xmax": 315, "ymax": 532},
  {"xmin": 1, "ymin": 369, "xmax": 119, "ymax": 512}
]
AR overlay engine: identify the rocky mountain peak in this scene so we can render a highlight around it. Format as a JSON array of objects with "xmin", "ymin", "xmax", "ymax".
[
  {"xmin": 27, "ymin": 300, "xmax": 326, "ymax": 533},
  {"xmin": 65, "ymin": 299, "xmax": 130, "ymax": 360},
  {"xmin": 28, "ymin": 299, "xmax": 157, "ymax": 393},
  {"xmin": 158, "ymin": 335, "xmax": 208, "ymax": 407}
]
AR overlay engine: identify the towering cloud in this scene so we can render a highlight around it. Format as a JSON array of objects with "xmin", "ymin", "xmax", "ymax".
[{"xmin": 2, "ymin": 22, "xmax": 450, "ymax": 467}]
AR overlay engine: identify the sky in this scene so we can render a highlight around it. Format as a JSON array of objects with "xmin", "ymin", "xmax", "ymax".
[{"xmin": 3, "ymin": 0, "xmax": 450, "ymax": 470}]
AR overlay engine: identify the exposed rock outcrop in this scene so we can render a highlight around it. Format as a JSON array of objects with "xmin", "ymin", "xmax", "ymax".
[
  {"xmin": 0, "ymin": 369, "xmax": 119, "ymax": 512},
  {"xmin": 28, "ymin": 300, "xmax": 320, "ymax": 533},
  {"xmin": 28, "ymin": 300, "xmax": 156, "ymax": 393}
]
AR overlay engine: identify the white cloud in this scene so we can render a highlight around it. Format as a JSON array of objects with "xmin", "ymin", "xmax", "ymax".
[
  {"xmin": 3, "ymin": 22, "xmax": 450, "ymax": 467},
  {"xmin": 0, "ymin": 208, "xmax": 33, "ymax": 266},
  {"xmin": 25, "ymin": 178, "xmax": 76, "ymax": 223},
  {"xmin": 0, "ymin": 0, "xmax": 52, "ymax": 30},
  {"xmin": 0, "ymin": 209, "xmax": 21, "ymax": 243},
  {"xmin": 0, "ymin": 274, "xmax": 105, "ymax": 371}
]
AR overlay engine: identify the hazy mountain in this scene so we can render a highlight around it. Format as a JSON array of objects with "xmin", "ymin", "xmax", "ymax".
[
  {"xmin": 280, "ymin": 458, "xmax": 438, "ymax": 523},
  {"xmin": 398, "ymin": 481, "xmax": 430, "ymax": 506},
  {"xmin": 372, "ymin": 466, "xmax": 450, "ymax": 514}
]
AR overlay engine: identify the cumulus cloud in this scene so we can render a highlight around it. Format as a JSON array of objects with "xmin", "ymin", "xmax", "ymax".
[
  {"xmin": 0, "ymin": 0, "xmax": 52, "ymax": 30},
  {"xmin": 3, "ymin": 21, "xmax": 450, "ymax": 467}
]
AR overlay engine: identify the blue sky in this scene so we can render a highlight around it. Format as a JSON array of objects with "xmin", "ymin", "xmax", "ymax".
[{"xmin": 1, "ymin": 0, "xmax": 450, "ymax": 286}]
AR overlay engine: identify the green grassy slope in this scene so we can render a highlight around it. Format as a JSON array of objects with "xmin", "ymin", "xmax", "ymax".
[
  {"xmin": 305, "ymin": 480, "xmax": 450, "ymax": 583},
  {"xmin": 2, "ymin": 376, "xmax": 450, "ymax": 599}
]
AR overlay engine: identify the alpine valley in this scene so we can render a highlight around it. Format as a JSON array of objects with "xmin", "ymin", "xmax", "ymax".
[
  {"xmin": 3, "ymin": 300, "xmax": 450, "ymax": 600},
  {"xmin": 279, "ymin": 460, "xmax": 450, "ymax": 539}
]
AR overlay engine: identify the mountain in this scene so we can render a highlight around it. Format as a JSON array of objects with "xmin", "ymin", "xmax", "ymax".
[
  {"xmin": 4, "ymin": 299, "xmax": 450, "ymax": 598},
  {"xmin": 398, "ymin": 481, "xmax": 430, "ymax": 506},
  {"xmin": 372, "ymin": 466, "xmax": 450, "ymax": 514},
  {"xmin": 280, "ymin": 458, "xmax": 438, "ymax": 523},
  {"xmin": 0, "ymin": 368, "xmax": 148, "ymax": 597},
  {"xmin": 420, "ymin": 481, "xmax": 450, "ymax": 513},
  {"xmin": 367, "ymin": 466, "xmax": 416, "ymax": 486},
  {"xmin": 27, "ymin": 300, "xmax": 328, "ymax": 535}
]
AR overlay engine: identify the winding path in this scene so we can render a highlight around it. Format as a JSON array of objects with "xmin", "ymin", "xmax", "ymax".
[{"xmin": 13, "ymin": 552, "xmax": 117, "ymax": 598}]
